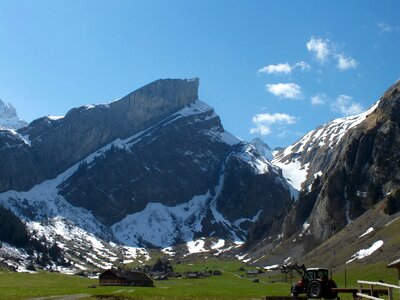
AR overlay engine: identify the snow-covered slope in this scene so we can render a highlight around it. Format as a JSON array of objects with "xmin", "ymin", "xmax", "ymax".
[
  {"xmin": 0, "ymin": 99, "xmax": 27, "ymax": 129},
  {"xmin": 273, "ymin": 101, "xmax": 380, "ymax": 192},
  {"xmin": 0, "ymin": 79, "xmax": 292, "ymax": 270}
]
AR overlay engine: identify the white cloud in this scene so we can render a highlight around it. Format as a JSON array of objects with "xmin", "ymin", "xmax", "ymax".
[
  {"xmin": 306, "ymin": 37, "xmax": 358, "ymax": 71},
  {"xmin": 336, "ymin": 54, "xmax": 358, "ymax": 71},
  {"xmin": 266, "ymin": 83, "xmax": 303, "ymax": 99},
  {"xmin": 377, "ymin": 22, "xmax": 392, "ymax": 33},
  {"xmin": 250, "ymin": 113, "xmax": 296, "ymax": 136},
  {"xmin": 306, "ymin": 37, "xmax": 331, "ymax": 63},
  {"xmin": 311, "ymin": 93, "xmax": 327, "ymax": 105},
  {"xmin": 331, "ymin": 95, "xmax": 363, "ymax": 116},
  {"xmin": 258, "ymin": 61, "xmax": 310, "ymax": 75},
  {"xmin": 258, "ymin": 63, "xmax": 291, "ymax": 75},
  {"xmin": 293, "ymin": 61, "xmax": 311, "ymax": 71},
  {"xmin": 249, "ymin": 124, "xmax": 271, "ymax": 135}
]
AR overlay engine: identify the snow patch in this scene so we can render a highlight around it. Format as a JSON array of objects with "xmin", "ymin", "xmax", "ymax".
[
  {"xmin": 186, "ymin": 239, "xmax": 208, "ymax": 254},
  {"xmin": 218, "ymin": 131, "xmax": 241, "ymax": 146},
  {"xmin": 264, "ymin": 264, "xmax": 280, "ymax": 271},
  {"xmin": 211, "ymin": 239, "xmax": 225, "ymax": 250},
  {"xmin": 47, "ymin": 115, "xmax": 64, "ymax": 120},
  {"xmin": 161, "ymin": 247, "xmax": 175, "ymax": 256},
  {"xmin": 283, "ymin": 257, "xmax": 291, "ymax": 264},
  {"xmin": 273, "ymin": 159, "xmax": 309, "ymax": 191},
  {"xmin": 346, "ymin": 240, "xmax": 384, "ymax": 264},
  {"xmin": 359, "ymin": 227, "xmax": 374, "ymax": 238},
  {"xmin": 233, "ymin": 210, "xmax": 262, "ymax": 228},
  {"xmin": 299, "ymin": 222, "xmax": 310, "ymax": 238},
  {"xmin": 112, "ymin": 194, "xmax": 209, "ymax": 248}
]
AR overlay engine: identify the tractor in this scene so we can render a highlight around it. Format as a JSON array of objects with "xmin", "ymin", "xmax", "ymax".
[{"xmin": 281, "ymin": 264, "xmax": 338, "ymax": 299}]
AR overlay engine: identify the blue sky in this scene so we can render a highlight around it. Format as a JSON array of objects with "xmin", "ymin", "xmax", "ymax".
[{"xmin": 0, "ymin": 1, "xmax": 399, "ymax": 148}]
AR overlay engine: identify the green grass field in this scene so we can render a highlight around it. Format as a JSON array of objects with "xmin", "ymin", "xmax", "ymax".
[{"xmin": 0, "ymin": 259, "xmax": 398, "ymax": 300}]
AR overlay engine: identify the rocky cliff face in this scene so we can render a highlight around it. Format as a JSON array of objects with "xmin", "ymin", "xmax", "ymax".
[
  {"xmin": 0, "ymin": 78, "xmax": 292, "ymax": 254},
  {"xmin": 245, "ymin": 80, "xmax": 400, "ymax": 263},
  {"xmin": 306, "ymin": 80, "xmax": 400, "ymax": 241},
  {"xmin": 272, "ymin": 101, "xmax": 379, "ymax": 191},
  {"xmin": 0, "ymin": 79, "xmax": 199, "ymax": 192}
]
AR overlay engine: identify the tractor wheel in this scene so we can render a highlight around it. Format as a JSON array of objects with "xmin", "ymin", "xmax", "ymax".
[
  {"xmin": 307, "ymin": 281, "xmax": 323, "ymax": 298},
  {"xmin": 291, "ymin": 284, "xmax": 300, "ymax": 296}
]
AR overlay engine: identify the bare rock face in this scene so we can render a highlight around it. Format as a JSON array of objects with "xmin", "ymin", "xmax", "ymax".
[
  {"xmin": 277, "ymin": 81, "xmax": 400, "ymax": 243},
  {"xmin": 0, "ymin": 78, "xmax": 292, "ymax": 246},
  {"xmin": 0, "ymin": 79, "xmax": 199, "ymax": 192},
  {"xmin": 307, "ymin": 81, "xmax": 400, "ymax": 241}
]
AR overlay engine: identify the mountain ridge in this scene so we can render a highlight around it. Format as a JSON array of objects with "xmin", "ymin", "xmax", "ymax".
[
  {"xmin": 244, "ymin": 80, "xmax": 400, "ymax": 267},
  {"xmin": 0, "ymin": 78, "xmax": 293, "ymax": 271}
]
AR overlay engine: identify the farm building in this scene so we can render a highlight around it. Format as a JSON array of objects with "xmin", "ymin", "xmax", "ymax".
[
  {"xmin": 99, "ymin": 269, "xmax": 154, "ymax": 287},
  {"xmin": 387, "ymin": 258, "xmax": 400, "ymax": 287}
]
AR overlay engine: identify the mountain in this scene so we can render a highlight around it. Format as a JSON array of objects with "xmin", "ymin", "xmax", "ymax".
[
  {"xmin": 0, "ymin": 99, "xmax": 27, "ymax": 129},
  {"xmin": 272, "ymin": 101, "xmax": 379, "ymax": 191},
  {"xmin": 0, "ymin": 78, "xmax": 292, "ymax": 271},
  {"xmin": 243, "ymin": 80, "xmax": 400, "ymax": 268},
  {"xmin": 250, "ymin": 138, "xmax": 273, "ymax": 161}
]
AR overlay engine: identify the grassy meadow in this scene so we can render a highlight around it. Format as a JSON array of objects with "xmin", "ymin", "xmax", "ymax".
[{"xmin": 0, "ymin": 258, "xmax": 398, "ymax": 299}]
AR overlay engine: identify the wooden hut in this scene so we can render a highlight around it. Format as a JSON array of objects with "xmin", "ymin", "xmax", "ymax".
[
  {"xmin": 99, "ymin": 269, "xmax": 154, "ymax": 287},
  {"xmin": 387, "ymin": 258, "xmax": 400, "ymax": 287}
]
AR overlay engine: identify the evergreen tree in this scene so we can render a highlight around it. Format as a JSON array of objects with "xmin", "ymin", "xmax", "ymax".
[{"xmin": 0, "ymin": 206, "xmax": 29, "ymax": 247}]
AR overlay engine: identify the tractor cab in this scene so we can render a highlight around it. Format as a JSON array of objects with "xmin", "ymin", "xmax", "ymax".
[{"xmin": 305, "ymin": 268, "xmax": 330, "ymax": 281}]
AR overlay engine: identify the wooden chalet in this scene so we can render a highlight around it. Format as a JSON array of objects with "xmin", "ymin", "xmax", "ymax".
[
  {"xmin": 99, "ymin": 269, "xmax": 154, "ymax": 287},
  {"xmin": 387, "ymin": 257, "xmax": 400, "ymax": 287}
]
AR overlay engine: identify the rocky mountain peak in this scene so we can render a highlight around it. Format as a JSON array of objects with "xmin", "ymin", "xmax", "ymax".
[
  {"xmin": 0, "ymin": 99, "xmax": 27, "ymax": 129},
  {"xmin": 250, "ymin": 137, "xmax": 273, "ymax": 160},
  {"xmin": 0, "ymin": 78, "xmax": 202, "ymax": 192}
]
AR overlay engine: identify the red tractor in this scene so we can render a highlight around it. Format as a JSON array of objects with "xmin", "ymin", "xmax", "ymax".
[{"xmin": 282, "ymin": 264, "xmax": 338, "ymax": 299}]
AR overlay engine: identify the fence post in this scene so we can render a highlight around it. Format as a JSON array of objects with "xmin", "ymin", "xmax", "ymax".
[{"xmin": 388, "ymin": 287, "xmax": 393, "ymax": 300}]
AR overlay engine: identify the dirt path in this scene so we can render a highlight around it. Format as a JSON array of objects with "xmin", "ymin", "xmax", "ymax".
[{"xmin": 27, "ymin": 293, "xmax": 91, "ymax": 300}]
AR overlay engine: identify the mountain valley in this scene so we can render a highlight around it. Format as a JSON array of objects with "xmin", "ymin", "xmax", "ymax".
[{"xmin": 0, "ymin": 78, "xmax": 399, "ymax": 278}]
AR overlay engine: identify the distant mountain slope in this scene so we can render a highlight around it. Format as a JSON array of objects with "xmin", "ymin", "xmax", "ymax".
[
  {"xmin": 0, "ymin": 99, "xmax": 27, "ymax": 129},
  {"xmin": 0, "ymin": 78, "xmax": 292, "ymax": 271},
  {"xmin": 250, "ymin": 138, "xmax": 273, "ymax": 161}
]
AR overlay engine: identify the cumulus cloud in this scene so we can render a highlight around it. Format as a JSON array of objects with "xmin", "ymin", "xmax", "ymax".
[
  {"xmin": 266, "ymin": 83, "xmax": 303, "ymax": 99},
  {"xmin": 250, "ymin": 113, "xmax": 296, "ymax": 136},
  {"xmin": 258, "ymin": 63, "xmax": 291, "ymax": 75},
  {"xmin": 258, "ymin": 61, "xmax": 310, "ymax": 75},
  {"xmin": 311, "ymin": 93, "xmax": 327, "ymax": 105},
  {"xmin": 306, "ymin": 36, "xmax": 358, "ymax": 70},
  {"xmin": 306, "ymin": 37, "xmax": 331, "ymax": 63},
  {"xmin": 331, "ymin": 95, "xmax": 363, "ymax": 116},
  {"xmin": 336, "ymin": 54, "xmax": 358, "ymax": 71},
  {"xmin": 377, "ymin": 22, "xmax": 392, "ymax": 33}
]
